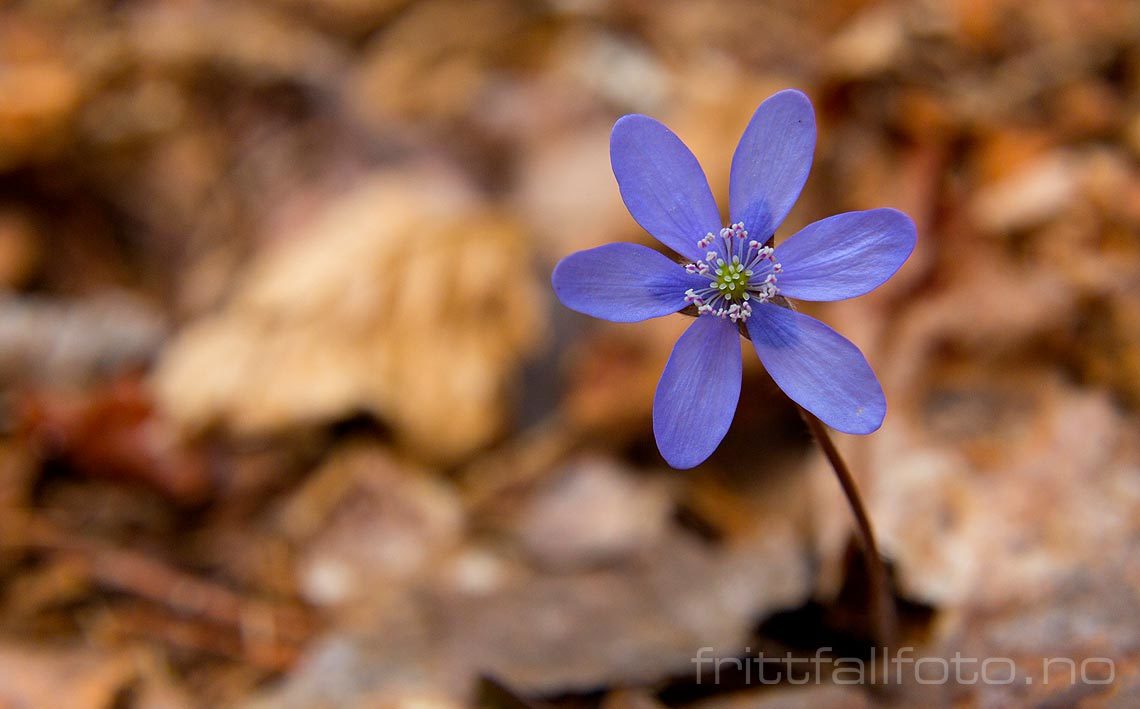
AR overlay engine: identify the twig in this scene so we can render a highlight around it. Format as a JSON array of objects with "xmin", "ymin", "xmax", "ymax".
[{"xmin": 15, "ymin": 516, "xmax": 314, "ymax": 666}]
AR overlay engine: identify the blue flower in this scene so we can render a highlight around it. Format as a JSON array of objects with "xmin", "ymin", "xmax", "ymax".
[{"xmin": 552, "ymin": 89, "xmax": 916, "ymax": 469}]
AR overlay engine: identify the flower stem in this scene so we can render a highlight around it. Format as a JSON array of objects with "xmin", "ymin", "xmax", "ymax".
[{"xmin": 798, "ymin": 406, "xmax": 897, "ymax": 649}]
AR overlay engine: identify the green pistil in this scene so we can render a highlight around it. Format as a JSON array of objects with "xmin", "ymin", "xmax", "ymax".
[{"xmin": 714, "ymin": 260, "xmax": 749, "ymax": 300}]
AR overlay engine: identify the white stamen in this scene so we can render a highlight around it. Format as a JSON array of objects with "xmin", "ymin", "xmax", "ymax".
[{"xmin": 679, "ymin": 220, "xmax": 783, "ymax": 322}]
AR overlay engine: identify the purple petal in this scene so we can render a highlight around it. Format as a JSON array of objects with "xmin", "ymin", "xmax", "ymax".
[
  {"xmin": 611, "ymin": 115, "xmax": 723, "ymax": 262},
  {"xmin": 774, "ymin": 209, "xmax": 917, "ymax": 301},
  {"xmin": 729, "ymin": 89, "xmax": 816, "ymax": 239},
  {"xmin": 746, "ymin": 303, "xmax": 885, "ymax": 434},
  {"xmin": 552, "ymin": 242, "xmax": 706, "ymax": 323},
  {"xmin": 653, "ymin": 315, "xmax": 742, "ymax": 469}
]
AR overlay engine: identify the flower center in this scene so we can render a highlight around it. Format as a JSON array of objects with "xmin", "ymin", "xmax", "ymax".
[
  {"xmin": 682, "ymin": 222, "xmax": 782, "ymax": 323},
  {"xmin": 714, "ymin": 259, "xmax": 748, "ymax": 297}
]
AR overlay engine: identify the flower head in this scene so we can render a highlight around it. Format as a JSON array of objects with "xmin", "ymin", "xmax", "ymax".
[{"xmin": 552, "ymin": 89, "xmax": 916, "ymax": 469}]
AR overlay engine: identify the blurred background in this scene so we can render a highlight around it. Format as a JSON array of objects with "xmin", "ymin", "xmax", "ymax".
[{"xmin": 1, "ymin": 0, "xmax": 1139, "ymax": 706}]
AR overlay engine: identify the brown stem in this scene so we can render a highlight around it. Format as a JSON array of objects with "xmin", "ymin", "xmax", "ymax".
[{"xmin": 798, "ymin": 407, "xmax": 897, "ymax": 649}]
